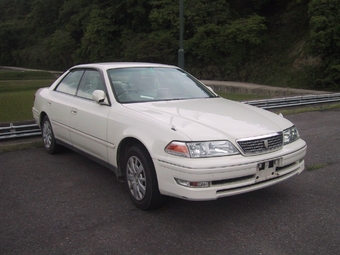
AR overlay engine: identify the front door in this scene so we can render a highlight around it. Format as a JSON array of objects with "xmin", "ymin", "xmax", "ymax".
[{"xmin": 69, "ymin": 69, "xmax": 110, "ymax": 162}]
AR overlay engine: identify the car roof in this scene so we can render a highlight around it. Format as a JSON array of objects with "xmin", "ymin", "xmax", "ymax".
[{"xmin": 72, "ymin": 62, "xmax": 178, "ymax": 70}]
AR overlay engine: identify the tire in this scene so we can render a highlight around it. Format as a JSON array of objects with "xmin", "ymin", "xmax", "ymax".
[
  {"xmin": 41, "ymin": 116, "xmax": 61, "ymax": 154},
  {"xmin": 124, "ymin": 144, "xmax": 165, "ymax": 210}
]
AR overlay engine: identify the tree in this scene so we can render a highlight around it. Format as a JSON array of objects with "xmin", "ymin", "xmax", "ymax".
[
  {"xmin": 184, "ymin": 0, "xmax": 266, "ymax": 79},
  {"xmin": 75, "ymin": 6, "xmax": 122, "ymax": 63},
  {"xmin": 308, "ymin": 0, "xmax": 340, "ymax": 90},
  {"xmin": 0, "ymin": 0, "xmax": 33, "ymax": 65},
  {"xmin": 26, "ymin": 0, "xmax": 64, "ymax": 37}
]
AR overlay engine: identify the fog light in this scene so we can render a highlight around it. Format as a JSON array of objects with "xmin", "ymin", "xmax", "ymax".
[{"xmin": 175, "ymin": 179, "xmax": 211, "ymax": 188}]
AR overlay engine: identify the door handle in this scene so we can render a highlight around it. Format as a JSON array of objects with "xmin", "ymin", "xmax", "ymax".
[{"xmin": 71, "ymin": 108, "xmax": 77, "ymax": 115}]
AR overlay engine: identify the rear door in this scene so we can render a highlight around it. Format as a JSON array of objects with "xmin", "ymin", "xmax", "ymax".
[{"xmin": 49, "ymin": 69, "xmax": 84, "ymax": 143}]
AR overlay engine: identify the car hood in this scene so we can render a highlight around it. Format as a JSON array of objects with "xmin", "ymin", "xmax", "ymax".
[{"xmin": 123, "ymin": 98, "xmax": 292, "ymax": 141}]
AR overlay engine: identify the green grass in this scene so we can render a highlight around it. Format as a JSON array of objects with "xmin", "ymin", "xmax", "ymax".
[
  {"xmin": 0, "ymin": 140, "xmax": 43, "ymax": 153},
  {"xmin": 306, "ymin": 162, "xmax": 332, "ymax": 171},
  {"xmin": 0, "ymin": 79, "xmax": 54, "ymax": 122},
  {"xmin": 0, "ymin": 79, "xmax": 53, "ymax": 92},
  {"xmin": 1, "ymin": 90, "xmax": 39, "ymax": 122},
  {"xmin": 274, "ymin": 103, "xmax": 340, "ymax": 115},
  {"xmin": 0, "ymin": 70, "xmax": 56, "ymax": 80}
]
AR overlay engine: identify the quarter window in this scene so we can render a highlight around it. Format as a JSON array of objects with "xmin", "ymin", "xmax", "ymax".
[{"xmin": 56, "ymin": 70, "xmax": 84, "ymax": 95}]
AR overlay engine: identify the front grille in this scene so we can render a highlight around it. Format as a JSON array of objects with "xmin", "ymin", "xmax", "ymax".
[{"xmin": 237, "ymin": 132, "xmax": 283, "ymax": 155}]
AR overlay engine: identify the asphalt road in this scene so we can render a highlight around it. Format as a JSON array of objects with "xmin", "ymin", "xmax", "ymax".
[{"xmin": 1, "ymin": 109, "xmax": 339, "ymax": 255}]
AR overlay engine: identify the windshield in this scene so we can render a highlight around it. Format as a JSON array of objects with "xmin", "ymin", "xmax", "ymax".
[{"xmin": 107, "ymin": 67, "xmax": 217, "ymax": 103}]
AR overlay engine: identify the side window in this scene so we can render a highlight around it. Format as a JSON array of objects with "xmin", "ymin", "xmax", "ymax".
[
  {"xmin": 55, "ymin": 70, "xmax": 84, "ymax": 95},
  {"xmin": 77, "ymin": 70, "xmax": 105, "ymax": 100}
]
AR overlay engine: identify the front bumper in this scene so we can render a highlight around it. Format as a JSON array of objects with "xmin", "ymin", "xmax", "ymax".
[{"xmin": 154, "ymin": 139, "xmax": 307, "ymax": 201}]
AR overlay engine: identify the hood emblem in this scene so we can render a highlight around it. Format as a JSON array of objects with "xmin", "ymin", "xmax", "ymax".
[{"xmin": 263, "ymin": 140, "xmax": 269, "ymax": 149}]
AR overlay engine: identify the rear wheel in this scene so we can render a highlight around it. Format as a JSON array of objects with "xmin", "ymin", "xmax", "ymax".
[
  {"xmin": 124, "ymin": 144, "xmax": 165, "ymax": 210},
  {"xmin": 42, "ymin": 116, "xmax": 61, "ymax": 154}
]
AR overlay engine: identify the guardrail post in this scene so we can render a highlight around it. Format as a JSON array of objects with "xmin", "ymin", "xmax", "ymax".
[{"xmin": 10, "ymin": 123, "xmax": 15, "ymax": 135}]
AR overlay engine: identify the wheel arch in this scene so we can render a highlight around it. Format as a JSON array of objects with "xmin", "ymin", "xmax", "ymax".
[
  {"xmin": 116, "ymin": 137, "xmax": 153, "ymax": 178},
  {"xmin": 39, "ymin": 111, "xmax": 48, "ymax": 128}
]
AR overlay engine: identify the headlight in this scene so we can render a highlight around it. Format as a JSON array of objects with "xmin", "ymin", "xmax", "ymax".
[
  {"xmin": 283, "ymin": 126, "xmax": 300, "ymax": 145},
  {"xmin": 165, "ymin": 140, "xmax": 240, "ymax": 158}
]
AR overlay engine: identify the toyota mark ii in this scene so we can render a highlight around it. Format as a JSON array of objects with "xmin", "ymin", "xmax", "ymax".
[{"xmin": 32, "ymin": 62, "xmax": 307, "ymax": 210}]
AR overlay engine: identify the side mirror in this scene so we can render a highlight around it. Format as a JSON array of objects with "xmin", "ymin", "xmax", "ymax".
[{"xmin": 92, "ymin": 90, "xmax": 108, "ymax": 104}]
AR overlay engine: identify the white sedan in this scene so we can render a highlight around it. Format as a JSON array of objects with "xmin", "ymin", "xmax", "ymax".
[{"xmin": 32, "ymin": 62, "xmax": 307, "ymax": 210}]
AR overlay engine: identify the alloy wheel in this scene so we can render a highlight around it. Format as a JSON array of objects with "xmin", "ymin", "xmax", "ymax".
[
  {"xmin": 126, "ymin": 156, "xmax": 147, "ymax": 201},
  {"xmin": 42, "ymin": 120, "xmax": 52, "ymax": 149}
]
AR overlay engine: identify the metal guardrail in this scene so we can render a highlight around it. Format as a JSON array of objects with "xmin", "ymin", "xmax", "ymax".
[
  {"xmin": 0, "ymin": 121, "xmax": 41, "ymax": 140},
  {"xmin": 243, "ymin": 93, "xmax": 340, "ymax": 109},
  {"xmin": 1, "ymin": 93, "xmax": 340, "ymax": 140}
]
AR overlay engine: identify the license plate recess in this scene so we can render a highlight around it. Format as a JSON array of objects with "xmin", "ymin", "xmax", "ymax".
[{"xmin": 255, "ymin": 159, "xmax": 280, "ymax": 182}]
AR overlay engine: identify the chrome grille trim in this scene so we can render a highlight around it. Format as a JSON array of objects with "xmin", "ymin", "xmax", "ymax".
[{"xmin": 237, "ymin": 132, "xmax": 283, "ymax": 155}]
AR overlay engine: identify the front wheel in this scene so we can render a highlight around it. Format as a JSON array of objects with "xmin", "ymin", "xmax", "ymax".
[
  {"xmin": 124, "ymin": 144, "xmax": 165, "ymax": 210},
  {"xmin": 42, "ymin": 116, "xmax": 61, "ymax": 154}
]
